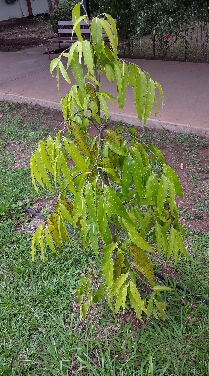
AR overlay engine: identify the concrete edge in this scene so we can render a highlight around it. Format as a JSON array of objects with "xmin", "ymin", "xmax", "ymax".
[
  {"xmin": 0, "ymin": 92, "xmax": 61, "ymax": 111},
  {"xmin": 109, "ymin": 112, "xmax": 209, "ymax": 137},
  {"xmin": 0, "ymin": 92, "xmax": 209, "ymax": 137}
]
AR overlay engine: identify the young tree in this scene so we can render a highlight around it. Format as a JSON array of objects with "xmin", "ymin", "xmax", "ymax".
[{"xmin": 30, "ymin": 3, "xmax": 187, "ymax": 320}]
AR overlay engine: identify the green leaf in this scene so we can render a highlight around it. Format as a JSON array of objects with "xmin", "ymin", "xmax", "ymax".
[
  {"xmin": 30, "ymin": 155, "xmax": 43, "ymax": 192},
  {"xmin": 97, "ymin": 196, "xmax": 112, "ymax": 244},
  {"xmin": 169, "ymin": 182, "xmax": 178, "ymax": 218},
  {"xmin": 123, "ymin": 221, "xmax": 154, "ymax": 253},
  {"xmin": 38, "ymin": 140, "xmax": 53, "ymax": 174},
  {"xmin": 72, "ymin": 5, "xmax": 84, "ymax": 41},
  {"xmin": 144, "ymin": 78, "xmax": 155, "ymax": 124},
  {"xmin": 105, "ymin": 187, "xmax": 133, "ymax": 225},
  {"xmin": 104, "ymin": 14, "xmax": 118, "ymax": 51},
  {"xmin": 141, "ymin": 207, "xmax": 154, "ymax": 235},
  {"xmin": 115, "ymin": 283, "xmax": 128, "ymax": 313},
  {"xmin": 89, "ymin": 222, "xmax": 98, "ymax": 255},
  {"xmin": 107, "ymin": 142, "xmax": 127, "ymax": 156},
  {"xmin": 101, "ymin": 168, "xmax": 121, "ymax": 185},
  {"xmin": 112, "ymin": 273, "xmax": 129, "ymax": 296},
  {"xmin": 70, "ymin": 50, "xmax": 85, "ymax": 91},
  {"xmin": 129, "ymin": 245, "xmax": 154, "ymax": 286},
  {"xmin": 85, "ymin": 183, "xmax": 97, "ymax": 223},
  {"xmin": 90, "ymin": 17, "xmax": 103, "ymax": 57},
  {"xmin": 155, "ymin": 81, "xmax": 164, "ymax": 105},
  {"xmin": 31, "ymin": 223, "xmax": 45, "ymax": 261},
  {"xmin": 131, "ymin": 145, "xmax": 144, "ymax": 168},
  {"xmin": 145, "ymin": 173, "xmax": 158, "ymax": 205},
  {"xmin": 73, "ymin": 179, "xmax": 85, "ymax": 227},
  {"xmin": 57, "ymin": 155, "xmax": 76, "ymax": 195},
  {"xmin": 100, "ymin": 19, "xmax": 114, "ymax": 51},
  {"xmin": 58, "ymin": 202, "xmax": 73, "ymax": 224},
  {"xmin": 114, "ymin": 61, "xmax": 122, "ymax": 92},
  {"xmin": 113, "ymin": 251, "xmax": 125, "ymax": 280},
  {"xmin": 58, "ymin": 61, "xmax": 71, "ymax": 84},
  {"xmin": 105, "ymin": 63, "xmax": 115, "ymax": 82},
  {"xmin": 163, "ymin": 164, "xmax": 183, "ymax": 198},
  {"xmin": 155, "ymin": 221, "xmax": 168, "ymax": 255},
  {"xmin": 168, "ymin": 226, "xmax": 176, "ymax": 260},
  {"xmin": 66, "ymin": 41, "xmax": 79, "ymax": 68},
  {"xmin": 81, "ymin": 300, "xmax": 91, "ymax": 318},
  {"xmin": 50, "ymin": 57, "xmax": 60, "ymax": 74},
  {"xmin": 35, "ymin": 150, "xmax": 53, "ymax": 191},
  {"xmin": 129, "ymin": 280, "xmax": 147, "ymax": 317},
  {"xmin": 45, "ymin": 226, "xmax": 56, "ymax": 254},
  {"xmin": 150, "ymin": 145, "xmax": 166, "ymax": 165},
  {"xmin": 154, "ymin": 300, "xmax": 167, "ymax": 320},
  {"xmin": 47, "ymin": 213, "xmax": 62, "ymax": 248},
  {"xmin": 101, "ymin": 243, "xmax": 117, "ymax": 289},
  {"xmin": 92, "ymin": 284, "xmax": 105, "ymax": 304},
  {"xmin": 58, "ymin": 216, "xmax": 69, "ymax": 242},
  {"xmin": 130, "ymin": 65, "xmax": 147, "ymax": 121},
  {"xmin": 64, "ymin": 138, "xmax": 88, "ymax": 172},
  {"xmin": 76, "ymin": 277, "xmax": 89, "ymax": 305},
  {"xmin": 132, "ymin": 159, "xmax": 144, "ymax": 198},
  {"xmin": 176, "ymin": 230, "xmax": 188, "ymax": 259},
  {"xmin": 157, "ymin": 175, "xmax": 169, "ymax": 221},
  {"xmin": 122, "ymin": 155, "xmax": 132, "ymax": 199},
  {"xmin": 120, "ymin": 61, "xmax": 128, "ymax": 107},
  {"xmin": 97, "ymin": 92, "xmax": 109, "ymax": 120},
  {"xmin": 82, "ymin": 40, "xmax": 94, "ymax": 75}
]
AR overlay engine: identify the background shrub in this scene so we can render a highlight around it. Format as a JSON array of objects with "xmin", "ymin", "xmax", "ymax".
[{"xmin": 50, "ymin": 0, "xmax": 78, "ymax": 33}]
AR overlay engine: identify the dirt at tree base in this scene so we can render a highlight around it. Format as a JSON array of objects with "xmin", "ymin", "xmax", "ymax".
[{"xmin": 0, "ymin": 16, "xmax": 55, "ymax": 52}]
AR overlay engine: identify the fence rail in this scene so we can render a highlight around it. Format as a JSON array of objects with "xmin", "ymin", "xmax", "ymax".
[{"xmin": 119, "ymin": 18, "xmax": 209, "ymax": 62}]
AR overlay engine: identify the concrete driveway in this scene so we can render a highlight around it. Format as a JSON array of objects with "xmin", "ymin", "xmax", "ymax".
[{"xmin": 0, "ymin": 45, "xmax": 209, "ymax": 135}]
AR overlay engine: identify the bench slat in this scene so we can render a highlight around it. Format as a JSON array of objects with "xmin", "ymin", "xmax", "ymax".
[
  {"xmin": 58, "ymin": 29, "xmax": 90, "ymax": 34},
  {"xmin": 46, "ymin": 19, "xmax": 116, "ymax": 59},
  {"xmin": 58, "ymin": 20, "xmax": 91, "ymax": 26}
]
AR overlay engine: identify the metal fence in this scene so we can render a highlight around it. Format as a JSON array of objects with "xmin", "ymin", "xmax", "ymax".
[{"xmin": 119, "ymin": 18, "xmax": 209, "ymax": 62}]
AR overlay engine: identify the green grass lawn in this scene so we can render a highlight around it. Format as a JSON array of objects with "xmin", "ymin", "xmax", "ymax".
[{"xmin": 0, "ymin": 101, "xmax": 208, "ymax": 375}]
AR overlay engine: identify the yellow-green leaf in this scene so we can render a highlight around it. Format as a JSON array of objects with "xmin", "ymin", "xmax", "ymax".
[
  {"xmin": 123, "ymin": 221, "xmax": 154, "ymax": 253},
  {"xmin": 105, "ymin": 63, "xmax": 115, "ymax": 82},
  {"xmin": 90, "ymin": 17, "xmax": 103, "ymax": 57},
  {"xmin": 129, "ymin": 244, "xmax": 154, "ymax": 286},
  {"xmin": 122, "ymin": 155, "xmax": 132, "ymax": 199},
  {"xmin": 64, "ymin": 138, "xmax": 88, "ymax": 172},
  {"xmin": 58, "ymin": 61, "xmax": 71, "ymax": 84},
  {"xmin": 157, "ymin": 175, "xmax": 169, "ymax": 221},
  {"xmin": 163, "ymin": 164, "xmax": 183, "ymax": 198},
  {"xmin": 144, "ymin": 78, "xmax": 155, "ymax": 124},
  {"xmin": 97, "ymin": 196, "xmax": 112, "ymax": 244},
  {"xmin": 115, "ymin": 283, "xmax": 128, "ymax": 313},
  {"xmin": 111, "ymin": 273, "xmax": 128, "ymax": 296},
  {"xmin": 82, "ymin": 40, "xmax": 94, "ymax": 74},
  {"xmin": 45, "ymin": 226, "xmax": 56, "ymax": 253},
  {"xmin": 50, "ymin": 57, "xmax": 60, "ymax": 74}
]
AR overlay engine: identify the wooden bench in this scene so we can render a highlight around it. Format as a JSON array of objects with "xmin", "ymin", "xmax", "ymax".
[
  {"xmin": 46, "ymin": 20, "xmax": 91, "ymax": 59},
  {"xmin": 46, "ymin": 19, "xmax": 116, "ymax": 59}
]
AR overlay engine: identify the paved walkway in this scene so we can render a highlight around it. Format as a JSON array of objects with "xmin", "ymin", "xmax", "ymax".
[{"xmin": 0, "ymin": 45, "xmax": 209, "ymax": 135}]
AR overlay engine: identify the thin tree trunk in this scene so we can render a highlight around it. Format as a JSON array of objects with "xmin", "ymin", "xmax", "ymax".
[{"xmin": 47, "ymin": 0, "xmax": 59, "ymax": 14}]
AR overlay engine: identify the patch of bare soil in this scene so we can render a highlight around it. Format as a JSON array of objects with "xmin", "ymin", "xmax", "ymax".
[
  {"xmin": 16, "ymin": 198, "xmax": 56, "ymax": 234},
  {"xmin": 0, "ymin": 17, "xmax": 56, "ymax": 52},
  {"xmin": 6, "ymin": 140, "xmax": 35, "ymax": 169}
]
